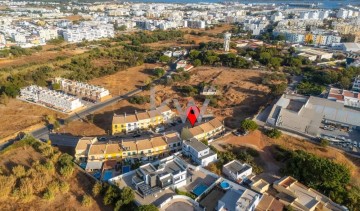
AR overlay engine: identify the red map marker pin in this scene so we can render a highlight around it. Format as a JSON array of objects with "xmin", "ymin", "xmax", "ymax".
[{"xmin": 186, "ymin": 105, "xmax": 200, "ymax": 127}]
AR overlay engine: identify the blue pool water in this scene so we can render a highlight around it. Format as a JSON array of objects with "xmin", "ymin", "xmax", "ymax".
[
  {"xmin": 122, "ymin": 165, "xmax": 131, "ymax": 174},
  {"xmin": 220, "ymin": 181, "xmax": 230, "ymax": 190},
  {"xmin": 93, "ymin": 172, "xmax": 101, "ymax": 179},
  {"xmin": 192, "ymin": 184, "xmax": 208, "ymax": 196},
  {"xmin": 102, "ymin": 170, "xmax": 113, "ymax": 181},
  {"xmin": 79, "ymin": 163, "xmax": 86, "ymax": 169}
]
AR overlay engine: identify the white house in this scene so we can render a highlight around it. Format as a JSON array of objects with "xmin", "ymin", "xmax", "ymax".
[
  {"xmin": 222, "ymin": 160, "xmax": 252, "ymax": 182},
  {"xmin": 182, "ymin": 138, "xmax": 217, "ymax": 167}
]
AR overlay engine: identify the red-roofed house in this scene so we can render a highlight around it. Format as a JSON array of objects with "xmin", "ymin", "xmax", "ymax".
[{"xmin": 327, "ymin": 88, "xmax": 360, "ymax": 109}]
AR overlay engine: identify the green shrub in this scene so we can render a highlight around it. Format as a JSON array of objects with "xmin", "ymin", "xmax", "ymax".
[
  {"xmin": 81, "ymin": 194, "xmax": 93, "ymax": 207},
  {"xmin": 175, "ymin": 188, "xmax": 196, "ymax": 199},
  {"xmin": 43, "ymin": 189, "xmax": 55, "ymax": 201},
  {"xmin": 59, "ymin": 181, "xmax": 70, "ymax": 193},
  {"xmin": 12, "ymin": 165, "xmax": 26, "ymax": 178},
  {"xmin": 320, "ymin": 138, "xmax": 329, "ymax": 147},
  {"xmin": 60, "ymin": 165, "xmax": 74, "ymax": 178},
  {"xmin": 265, "ymin": 128, "xmax": 282, "ymax": 139},
  {"xmin": 240, "ymin": 119, "xmax": 258, "ymax": 131},
  {"xmin": 92, "ymin": 182, "xmax": 103, "ymax": 196}
]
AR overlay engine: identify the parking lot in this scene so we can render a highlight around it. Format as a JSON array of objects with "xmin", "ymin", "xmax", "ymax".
[{"xmin": 319, "ymin": 122, "xmax": 360, "ymax": 152}]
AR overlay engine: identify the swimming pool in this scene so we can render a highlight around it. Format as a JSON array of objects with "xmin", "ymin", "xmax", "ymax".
[
  {"xmin": 192, "ymin": 183, "xmax": 208, "ymax": 196},
  {"xmin": 220, "ymin": 181, "xmax": 230, "ymax": 190},
  {"xmin": 102, "ymin": 170, "xmax": 113, "ymax": 181},
  {"xmin": 93, "ymin": 172, "xmax": 101, "ymax": 179},
  {"xmin": 122, "ymin": 165, "xmax": 131, "ymax": 174},
  {"xmin": 79, "ymin": 163, "xmax": 86, "ymax": 169}
]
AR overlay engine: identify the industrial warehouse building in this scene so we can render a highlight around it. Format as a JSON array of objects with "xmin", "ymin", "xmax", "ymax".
[{"xmin": 267, "ymin": 94, "xmax": 360, "ymax": 137}]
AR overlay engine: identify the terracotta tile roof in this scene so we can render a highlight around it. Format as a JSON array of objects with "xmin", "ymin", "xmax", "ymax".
[
  {"xmin": 113, "ymin": 115, "xmax": 126, "ymax": 124},
  {"xmin": 209, "ymin": 118, "xmax": 223, "ymax": 128},
  {"xmin": 148, "ymin": 109, "xmax": 161, "ymax": 118},
  {"xmin": 328, "ymin": 93, "xmax": 344, "ymax": 101},
  {"xmin": 156, "ymin": 105, "xmax": 171, "ymax": 113},
  {"xmin": 199, "ymin": 122, "xmax": 215, "ymax": 133},
  {"xmin": 164, "ymin": 132, "xmax": 181, "ymax": 144},
  {"xmin": 105, "ymin": 143, "xmax": 121, "ymax": 154},
  {"xmin": 89, "ymin": 144, "xmax": 106, "ymax": 155},
  {"xmin": 121, "ymin": 140, "xmax": 137, "ymax": 151},
  {"xmin": 76, "ymin": 137, "xmax": 95, "ymax": 151},
  {"xmin": 136, "ymin": 111, "xmax": 150, "ymax": 120},
  {"xmin": 103, "ymin": 160, "xmax": 117, "ymax": 169},
  {"xmin": 125, "ymin": 114, "xmax": 138, "ymax": 123},
  {"xmin": 136, "ymin": 139, "xmax": 153, "ymax": 151},
  {"xmin": 151, "ymin": 136, "xmax": 167, "ymax": 148}
]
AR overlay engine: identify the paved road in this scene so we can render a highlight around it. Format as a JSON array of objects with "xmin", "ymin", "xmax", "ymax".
[
  {"xmin": 1, "ymin": 66, "xmax": 175, "ymax": 150},
  {"xmin": 31, "ymin": 88, "xmax": 142, "ymax": 140}
]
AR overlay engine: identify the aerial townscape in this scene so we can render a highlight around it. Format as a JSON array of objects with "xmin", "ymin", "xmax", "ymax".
[{"xmin": 1, "ymin": 0, "xmax": 360, "ymax": 210}]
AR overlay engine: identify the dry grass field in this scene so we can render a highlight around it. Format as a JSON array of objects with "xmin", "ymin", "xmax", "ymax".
[
  {"xmin": 89, "ymin": 63, "xmax": 162, "ymax": 95},
  {"xmin": 0, "ymin": 142, "xmax": 111, "ymax": 211},
  {"xmin": 153, "ymin": 66, "xmax": 272, "ymax": 128},
  {"xmin": 0, "ymin": 99, "xmax": 66, "ymax": 141},
  {"xmin": 213, "ymin": 131, "xmax": 360, "ymax": 186},
  {"xmin": 62, "ymin": 66, "xmax": 272, "ymax": 136},
  {"xmin": 0, "ymin": 49, "xmax": 85, "ymax": 69}
]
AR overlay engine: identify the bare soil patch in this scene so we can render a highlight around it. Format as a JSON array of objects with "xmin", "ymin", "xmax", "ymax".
[{"xmin": 0, "ymin": 99, "xmax": 66, "ymax": 140}]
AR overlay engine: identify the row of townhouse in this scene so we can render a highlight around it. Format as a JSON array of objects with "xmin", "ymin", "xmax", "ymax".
[
  {"xmin": 180, "ymin": 118, "xmax": 225, "ymax": 141},
  {"xmin": 75, "ymin": 132, "xmax": 183, "ymax": 163},
  {"xmin": 112, "ymin": 105, "xmax": 175, "ymax": 134},
  {"xmin": 54, "ymin": 77, "xmax": 110, "ymax": 102}
]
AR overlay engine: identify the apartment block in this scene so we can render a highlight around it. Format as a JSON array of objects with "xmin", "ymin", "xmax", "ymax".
[
  {"xmin": 185, "ymin": 20, "xmax": 206, "ymax": 29},
  {"xmin": 63, "ymin": 24, "xmax": 114, "ymax": 43},
  {"xmin": 274, "ymin": 176, "xmax": 348, "ymax": 211},
  {"xmin": 38, "ymin": 28, "xmax": 58, "ymax": 41},
  {"xmin": 20, "ymin": 85, "xmax": 83, "ymax": 112},
  {"xmin": 181, "ymin": 118, "xmax": 225, "ymax": 141},
  {"xmin": 112, "ymin": 105, "xmax": 175, "ymax": 134},
  {"xmin": 182, "ymin": 138, "xmax": 217, "ymax": 167},
  {"xmin": 54, "ymin": 77, "xmax": 110, "ymax": 102},
  {"xmin": 327, "ymin": 88, "xmax": 360, "ymax": 109}
]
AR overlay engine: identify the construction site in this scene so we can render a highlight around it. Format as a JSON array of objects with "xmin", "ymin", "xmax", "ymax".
[{"xmin": 54, "ymin": 77, "xmax": 111, "ymax": 102}]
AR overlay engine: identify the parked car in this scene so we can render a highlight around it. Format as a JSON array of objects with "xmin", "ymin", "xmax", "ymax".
[
  {"xmin": 233, "ymin": 128, "xmax": 249, "ymax": 136},
  {"xmin": 132, "ymin": 134, "xmax": 141, "ymax": 138},
  {"xmin": 99, "ymin": 137, "xmax": 107, "ymax": 141},
  {"xmin": 155, "ymin": 126, "xmax": 165, "ymax": 133}
]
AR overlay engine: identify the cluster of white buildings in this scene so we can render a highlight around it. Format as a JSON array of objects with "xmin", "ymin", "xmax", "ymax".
[
  {"xmin": 20, "ymin": 85, "xmax": 83, "ymax": 112},
  {"xmin": 63, "ymin": 22, "xmax": 114, "ymax": 43},
  {"xmin": 337, "ymin": 8, "xmax": 360, "ymax": 19},
  {"xmin": 299, "ymin": 10, "xmax": 330, "ymax": 20}
]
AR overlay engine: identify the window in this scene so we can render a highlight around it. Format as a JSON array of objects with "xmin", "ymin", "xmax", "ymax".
[
  {"xmin": 141, "ymin": 151, "xmax": 144, "ymax": 155},
  {"xmin": 115, "ymin": 125, "xmax": 118, "ymax": 128},
  {"xmin": 132, "ymin": 152, "xmax": 136, "ymax": 155},
  {"xmin": 173, "ymin": 143, "xmax": 176, "ymax": 147},
  {"xmin": 128, "ymin": 152, "xmax": 131, "ymax": 156},
  {"xmin": 177, "ymin": 142, "xmax": 181, "ymax": 146},
  {"xmin": 148, "ymin": 150, "xmax": 151, "ymax": 153}
]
